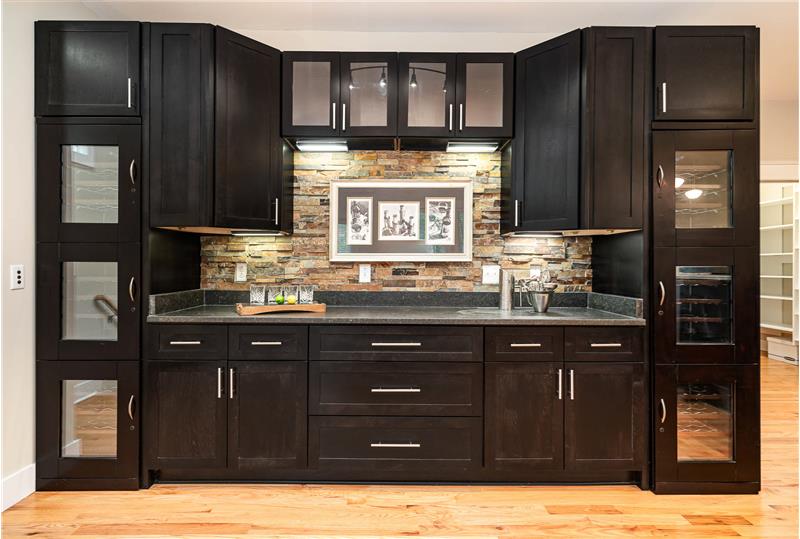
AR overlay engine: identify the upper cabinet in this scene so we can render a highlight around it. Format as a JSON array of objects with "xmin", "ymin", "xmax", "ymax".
[
  {"xmin": 149, "ymin": 24, "xmax": 291, "ymax": 232},
  {"xmin": 36, "ymin": 21, "xmax": 141, "ymax": 116},
  {"xmin": 455, "ymin": 54, "xmax": 513, "ymax": 138},
  {"xmin": 398, "ymin": 53, "xmax": 456, "ymax": 138},
  {"xmin": 282, "ymin": 52, "xmax": 398, "ymax": 138},
  {"xmin": 654, "ymin": 26, "xmax": 757, "ymax": 121}
]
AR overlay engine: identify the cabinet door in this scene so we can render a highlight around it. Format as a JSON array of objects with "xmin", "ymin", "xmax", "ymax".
[
  {"xmin": 282, "ymin": 52, "xmax": 340, "ymax": 137},
  {"xmin": 340, "ymin": 52, "xmax": 398, "ymax": 137},
  {"xmin": 149, "ymin": 24, "xmax": 214, "ymax": 227},
  {"xmin": 36, "ymin": 361, "xmax": 138, "ymax": 489},
  {"xmin": 146, "ymin": 360, "xmax": 228, "ymax": 469},
  {"xmin": 485, "ymin": 362, "xmax": 563, "ymax": 473},
  {"xmin": 564, "ymin": 362, "xmax": 643, "ymax": 471},
  {"xmin": 37, "ymin": 122, "xmax": 140, "ymax": 243},
  {"xmin": 654, "ymin": 365, "xmax": 759, "ymax": 488},
  {"xmin": 398, "ymin": 53, "xmax": 456, "ymax": 138},
  {"xmin": 228, "ymin": 361, "xmax": 307, "ymax": 471},
  {"xmin": 37, "ymin": 243, "xmax": 140, "ymax": 360},
  {"xmin": 654, "ymin": 247, "xmax": 758, "ymax": 365},
  {"xmin": 455, "ymin": 53, "xmax": 513, "ymax": 138},
  {"xmin": 653, "ymin": 130, "xmax": 757, "ymax": 247},
  {"xmin": 512, "ymin": 31, "xmax": 581, "ymax": 231},
  {"xmin": 654, "ymin": 27, "xmax": 757, "ymax": 121},
  {"xmin": 581, "ymin": 27, "xmax": 649, "ymax": 229},
  {"xmin": 35, "ymin": 21, "xmax": 140, "ymax": 116},
  {"xmin": 215, "ymin": 28, "xmax": 283, "ymax": 230}
]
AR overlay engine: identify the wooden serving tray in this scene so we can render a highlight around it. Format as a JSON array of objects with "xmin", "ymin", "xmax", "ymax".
[{"xmin": 235, "ymin": 303, "xmax": 327, "ymax": 315}]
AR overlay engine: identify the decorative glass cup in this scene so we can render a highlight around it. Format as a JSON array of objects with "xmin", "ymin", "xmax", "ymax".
[
  {"xmin": 249, "ymin": 284, "xmax": 266, "ymax": 305},
  {"xmin": 298, "ymin": 285, "xmax": 315, "ymax": 304},
  {"xmin": 267, "ymin": 286, "xmax": 284, "ymax": 305}
]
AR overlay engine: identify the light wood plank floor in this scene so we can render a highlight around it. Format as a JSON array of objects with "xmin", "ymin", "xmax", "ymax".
[{"xmin": 4, "ymin": 359, "xmax": 797, "ymax": 538}]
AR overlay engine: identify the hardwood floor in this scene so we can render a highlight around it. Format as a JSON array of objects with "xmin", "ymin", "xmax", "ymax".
[{"xmin": 4, "ymin": 359, "xmax": 797, "ymax": 538}]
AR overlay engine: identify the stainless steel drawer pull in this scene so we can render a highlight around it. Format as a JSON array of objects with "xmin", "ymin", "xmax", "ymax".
[
  {"xmin": 459, "ymin": 103, "xmax": 464, "ymax": 131},
  {"xmin": 510, "ymin": 343, "xmax": 542, "ymax": 348},
  {"xmin": 449, "ymin": 104, "xmax": 453, "ymax": 131},
  {"xmin": 332, "ymin": 102, "xmax": 336, "ymax": 130},
  {"xmin": 557, "ymin": 368, "xmax": 562, "ymax": 400},
  {"xmin": 217, "ymin": 367, "xmax": 223, "ymax": 399},
  {"xmin": 129, "ymin": 159, "xmax": 136, "ymax": 187},
  {"xmin": 169, "ymin": 340, "xmax": 202, "ymax": 345},
  {"xmin": 370, "ymin": 442, "xmax": 421, "ymax": 448},
  {"xmin": 371, "ymin": 342, "xmax": 422, "ymax": 347},
  {"xmin": 274, "ymin": 198, "xmax": 279, "ymax": 226},
  {"xmin": 370, "ymin": 387, "xmax": 421, "ymax": 393},
  {"xmin": 229, "ymin": 368, "xmax": 235, "ymax": 399},
  {"xmin": 659, "ymin": 398, "xmax": 667, "ymax": 424},
  {"xmin": 661, "ymin": 82, "xmax": 667, "ymax": 113},
  {"xmin": 659, "ymin": 281, "xmax": 666, "ymax": 306},
  {"xmin": 251, "ymin": 341, "xmax": 282, "ymax": 346},
  {"xmin": 127, "ymin": 395, "xmax": 135, "ymax": 421},
  {"xmin": 657, "ymin": 165, "xmax": 665, "ymax": 188},
  {"xmin": 127, "ymin": 77, "xmax": 132, "ymax": 108},
  {"xmin": 590, "ymin": 343, "xmax": 622, "ymax": 348},
  {"xmin": 342, "ymin": 103, "xmax": 346, "ymax": 131},
  {"xmin": 514, "ymin": 200, "xmax": 520, "ymax": 227},
  {"xmin": 569, "ymin": 369, "xmax": 575, "ymax": 400}
]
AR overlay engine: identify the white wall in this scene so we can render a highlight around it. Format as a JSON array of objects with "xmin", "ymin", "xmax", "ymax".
[{"xmin": 1, "ymin": 0, "xmax": 98, "ymax": 511}]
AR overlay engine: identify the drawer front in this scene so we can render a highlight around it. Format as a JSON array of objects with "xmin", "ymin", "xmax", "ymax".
[
  {"xmin": 485, "ymin": 327, "xmax": 564, "ymax": 362},
  {"xmin": 309, "ymin": 362, "xmax": 482, "ymax": 416},
  {"xmin": 309, "ymin": 416, "xmax": 482, "ymax": 472},
  {"xmin": 565, "ymin": 327, "xmax": 643, "ymax": 362},
  {"xmin": 147, "ymin": 325, "xmax": 228, "ymax": 359},
  {"xmin": 229, "ymin": 326, "xmax": 308, "ymax": 360},
  {"xmin": 310, "ymin": 326, "xmax": 483, "ymax": 362}
]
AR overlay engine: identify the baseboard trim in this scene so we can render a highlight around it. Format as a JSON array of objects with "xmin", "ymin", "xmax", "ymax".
[{"xmin": 2, "ymin": 464, "xmax": 35, "ymax": 511}]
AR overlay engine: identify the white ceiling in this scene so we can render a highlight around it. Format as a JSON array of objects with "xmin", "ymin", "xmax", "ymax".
[{"xmin": 80, "ymin": 1, "xmax": 798, "ymax": 101}]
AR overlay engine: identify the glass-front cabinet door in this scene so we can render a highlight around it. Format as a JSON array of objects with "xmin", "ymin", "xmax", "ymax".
[
  {"xmin": 654, "ymin": 247, "xmax": 757, "ymax": 364},
  {"xmin": 37, "ymin": 243, "xmax": 140, "ymax": 360},
  {"xmin": 455, "ymin": 53, "xmax": 513, "ymax": 138},
  {"xmin": 36, "ymin": 361, "xmax": 139, "ymax": 489},
  {"xmin": 281, "ymin": 52, "xmax": 340, "ymax": 137},
  {"xmin": 398, "ymin": 53, "xmax": 456, "ymax": 137},
  {"xmin": 653, "ymin": 130, "xmax": 757, "ymax": 247},
  {"xmin": 654, "ymin": 365, "xmax": 758, "ymax": 489},
  {"xmin": 340, "ymin": 53, "xmax": 397, "ymax": 137},
  {"xmin": 36, "ymin": 122, "xmax": 140, "ymax": 243}
]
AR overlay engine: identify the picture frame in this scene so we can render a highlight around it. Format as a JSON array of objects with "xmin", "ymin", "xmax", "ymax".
[{"xmin": 329, "ymin": 179, "xmax": 472, "ymax": 262}]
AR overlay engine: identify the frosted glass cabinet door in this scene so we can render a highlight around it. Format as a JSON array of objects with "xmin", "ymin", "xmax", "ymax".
[
  {"xmin": 37, "ymin": 243, "xmax": 140, "ymax": 360},
  {"xmin": 340, "ymin": 53, "xmax": 397, "ymax": 137},
  {"xmin": 398, "ymin": 53, "xmax": 456, "ymax": 137},
  {"xmin": 456, "ymin": 54, "xmax": 513, "ymax": 138},
  {"xmin": 36, "ymin": 122, "xmax": 140, "ymax": 243},
  {"xmin": 281, "ymin": 53, "xmax": 340, "ymax": 137}
]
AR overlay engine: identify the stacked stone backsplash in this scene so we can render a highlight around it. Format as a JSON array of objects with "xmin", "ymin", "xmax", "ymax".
[{"xmin": 201, "ymin": 151, "xmax": 592, "ymax": 292}]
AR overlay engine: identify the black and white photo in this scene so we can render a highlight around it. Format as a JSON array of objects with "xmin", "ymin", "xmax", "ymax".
[
  {"xmin": 425, "ymin": 197, "xmax": 456, "ymax": 245},
  {"xmin": 346, "ymin": 197, "xmax": 372, "ymax": 245},
  {"xmin": 379, "ymin": 202, "xmax": 419, "ymax": 240}
]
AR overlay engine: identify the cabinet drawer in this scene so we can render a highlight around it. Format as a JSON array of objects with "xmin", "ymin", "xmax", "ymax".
[
  {"xmin": 309, "ymin": 416, "xmax": 482, "ymax": 472},
  {"xmin": 565, "ymin": 327, "xmax": 642, "ymax": 362},
  {"xmin": 309, "ymin": 362, "xmax": 482, "ymax": 416},
  {"xmin": 229, "ymin": 326, "xmax": 308, "ymax": 360},
  {"xmin": 310, "ymin": 326, "xmax": 483, "ymax": 362},
  {"xmin": 485, "ymin": 327, "xmax": 564, "ymax": 362},
  {"xmin": 147, "ymin": 325, "xmax": 228, "ymax": 359}
]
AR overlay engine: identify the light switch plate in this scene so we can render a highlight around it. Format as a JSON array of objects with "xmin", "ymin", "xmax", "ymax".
[
  {"xmin": 359, "ymin": 264, "xmax": 371, "ymax": 283},
  {"xmin": 234, "ymin": 262, "xmax": 247, "ymax": 282},
  {"xmin": 482, "ymin": 264, "xmax": 500, "ymax": 285},
  {"xmin": 9, "ymin": 264, "xmax": 24, "ymax": 290}
]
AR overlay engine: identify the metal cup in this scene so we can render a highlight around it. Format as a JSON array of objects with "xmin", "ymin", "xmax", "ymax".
[{"xmin": 528, "ymin": 290, "xmax": 552, "ymax": 313}]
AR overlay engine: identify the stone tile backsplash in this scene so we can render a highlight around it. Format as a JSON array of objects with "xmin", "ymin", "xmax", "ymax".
[{"xmin": 201, "ymin": 151, "xmax": 592, "ymax": 292}]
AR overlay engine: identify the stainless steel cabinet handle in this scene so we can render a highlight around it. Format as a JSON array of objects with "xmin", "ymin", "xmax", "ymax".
[
  {"xmin": 251, "ymin": 341, "xmax": 282, "ymax": 346},
  {"xmin": 557, "ymin": 368, "xmax": 563, "ymax": 400},
  {"xmin": 127, "ymin": 395, "xmax": 135, "ymax": 421},
  {"xmin": 332, "ymin": 102, "xmax": 336, "ymax": 130},
  {"xmin": 514, "ymin": 200, "xmax": 520, "ymax": 227},
  {"xmin": 274, "ymin": 198, "xmax": 279, "ymax": 226},
  {"xmin": 129, "ymin": 159, "xmax": 136, "ymax": 187},
  {"xmin": 169, "ymin": 340, "xmax": 201, "ymax": 345},
  {"xmin": 229, "ymin": 368, "xmax": 234, "ymax": 399},
  {"xmin": 370, "ymin": 387, "xmax": 421, "ymax": 393},
  {"xmin": 371, "ymin": 342, "xmax": 422, "ymax": 347},
  {"xmin": 657, "ymin": 165, "xmax": 665, "ymax": 188},
  {"xmin": 510, "ymin": 343, "xmax": 542, "ymax": 348},
  {"xmin": 661, "ymin": 82, "xmax": 667, "ymax": 113},
  {"xmin": 659, "ymin": 281, "xmax": 666, "ymax": 306},
  {"xmin": 127, "ymin": 77, "xmax": 132, "ymax": 108},
  {"xmin": 659, "ymin": 398, "xmax": 666, "ymax": 424},
  {"xmin": 459, "ymin": 103, "xmax": 464, "ymax": 131},
  {"xmin": 217, "ymin": 367, "xmax": 223, "ymax": 399},
  {"xmin": 569, "ymin": 369, "xmax": 575, "ymax": 400},
  {"xmin": 370, "ymin": 442, "xmax": 421, "ymax": 448},
  {"xmin": 342, "ymin": 103, "xmax": 346, "ymax": 131},
  {"xmin": 449, "ymin": 104, "xmax": 453, "ymax": 131},
  {"xmin": 590, "ymin": 343, "xmax": 622, "ymax": 348},
  {"xmin": 128, "ymin": 277, "xmax": 136, "ymax": 303}
]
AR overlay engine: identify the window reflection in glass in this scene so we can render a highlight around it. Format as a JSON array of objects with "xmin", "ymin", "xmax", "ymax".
[
  {"xmin": 677, "ymin": 382, "xmax": 733, "ymax": 462},
  {"xmin": 62, "ymin": 261, "xmax": 118, "ymax": 341},
  {"xmin": 61, "ymin": 379, "xmax": 118, "ymax": 458},
  {"xmin": 61, "ymin": 145, "xmax": 119, "ymax": 224},
  {"xmin": 407, "ymin": 62, "xmax": 447, "ymax": 128}
]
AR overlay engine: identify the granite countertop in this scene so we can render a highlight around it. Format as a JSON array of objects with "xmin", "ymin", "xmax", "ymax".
[{"xmin": 146, "ymin": 305, "xmax": 645, "ymax": 326}]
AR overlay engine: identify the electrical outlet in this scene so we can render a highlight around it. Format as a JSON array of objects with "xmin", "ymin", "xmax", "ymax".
[
  {"xmin": 359, "ymin": 264, "xmax": 371, "ymax": 283},
  {"xmin": 482, "ymin": 264, "xmax": 500, "ymax": 285},
  {"xmin": 529, "ymin": 266, "xmax": 541, "ymax": 279},
  {"xmin": 9, "ymin": 264, "xmax": 24, "ymax": 290},
  {"xmin": 234, "ymin": 262, "xmax": 247, "ymax": 282}
]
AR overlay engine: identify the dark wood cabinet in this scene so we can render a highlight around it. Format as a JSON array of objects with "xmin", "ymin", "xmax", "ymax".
[
  {"xmin": 146, "ymin": 360, "xmax": 228, "ymax": 469},
  {"xmin": 281, "ymin": 52, "xmax": 341, "ymax": 137},
  {"xmin": 340, "ymin": 52, "xmax": 398, "ymax": 137},
  {"xmin": 149, "ymin": 24, "xmax": 290, "ymax": 232},
  {"xmin": 485, "ymin": 362, "xmax": 564, "ymax": 472},
  {"xmin": 654, "ymin": 365, "xmax": 759, "ymax": 492},
  {"xmin": 654, "ymin": 27, "xmax": 757, "ymax": 121},
  {"xmin": 36, "ymin": 243, "xmax": 140, "ymax": 360},
  {"xmin": 397, "ymin": 53, "xmax": 456, "ymax": 138},
  {"xmin": 35, "ymin": 21, "xmax": 141, "ymax": 116},
  {"xmin": 508, "ymin": 31, "xmax": 581, "ymax": 232},
  {"xmin": 653, "ymin": 129, "xmax": 758, "ymax": 247},
  {"xmin": 454, "ymin": 53, "xmax": 513, "ymax": 138},
  {"xmin": 228, "ymin": 361, "xmax": 307, "ymax": 471},
  {"xmin": 564, "ymin": 362, "xmax": 643, "ymax": 471},
  {"xmin": 581, "ymin": 27, "xmax": 649, "ymax": 230},
  {"xmin": 36, "ymin": 360, "xmax": 139, "ymax": 490}
]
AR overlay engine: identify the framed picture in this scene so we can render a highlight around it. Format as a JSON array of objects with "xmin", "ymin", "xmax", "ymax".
[{"xmin": 330, "ymin": 179, "xmax": 472, "ymax": 262}]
